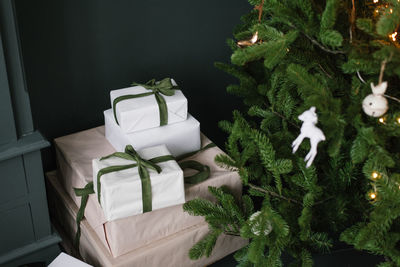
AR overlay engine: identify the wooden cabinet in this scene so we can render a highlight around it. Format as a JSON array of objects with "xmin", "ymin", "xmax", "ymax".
[{"xmin": 0, "ymin": 0, "xmax": 60, "ymax": 266}]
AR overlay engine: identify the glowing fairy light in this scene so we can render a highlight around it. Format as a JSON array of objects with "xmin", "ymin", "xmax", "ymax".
[
  {"xmin": 369, "ymin": 192, "xmax": 377, "ymax": 200},
  {"xmin": 370, "ymin": 171, "xmax": 382, "ymax": 181},
  {"xmin": 378, "ymin": 117, "xmax": 386, "ymax": 124},
  {"xmin": 373, "ymin": 0, "xmax": 379, "ymax": 3},
  {"xmin": 390, "ymin": 32, "xmax": 398, "ymax": 41},
  {"xmin": 371, "ymin": 171, "xmax": 380, "ymax": 180}
]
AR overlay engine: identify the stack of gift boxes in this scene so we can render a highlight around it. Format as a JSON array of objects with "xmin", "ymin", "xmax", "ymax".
[{"xmin": 47, "ymin": 78, "xmax": 247, "ymax": 266}]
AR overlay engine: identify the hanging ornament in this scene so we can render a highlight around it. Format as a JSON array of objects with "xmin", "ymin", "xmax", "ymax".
[
  {"xmin": 362, "ymin": 82, "xmax": 389, "ymax": 117},
  {"xmin": 237, "ymin": 31, "xmax": 260, "ymax": 47},
  {"xmin": 249, "ymin": 211, "xmax": 272, "ymax": 236},
  {"xmin": 237, "ymin": 0, "xmax": 264, "ymax": 48},
  {"xmin": 292, "ymin": 107, "xmax": 326, "ymax": 168}
]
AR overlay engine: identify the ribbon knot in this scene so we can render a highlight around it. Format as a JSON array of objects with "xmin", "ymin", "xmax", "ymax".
[
  {"xmin": 136, "ymin": 78, "xmax": 177, "ymax": 96},
  {"xmin": 113, "ymin": 78, "xmax": 178, "ymax": 126},
  {"xmin": 124, "ymin": 145, "xmax": 162, "ymax": 174}
]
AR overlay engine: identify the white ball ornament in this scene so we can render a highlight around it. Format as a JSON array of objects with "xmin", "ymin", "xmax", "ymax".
[
  {"xmin": 362, "ymin": 82, "xmax": 389, "ymax": 117},
  {"xmin": 362, "ymin": 95, "xmax": 388, "ymax": 117},
  {"xmin": 249, "ymin": 211, "xmax": 272, "ymax": 236}
]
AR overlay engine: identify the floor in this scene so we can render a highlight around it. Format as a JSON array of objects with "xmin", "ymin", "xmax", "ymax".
[{"xmin": 210, "ymin": 249, "xmax": 384, "ymax": 267}]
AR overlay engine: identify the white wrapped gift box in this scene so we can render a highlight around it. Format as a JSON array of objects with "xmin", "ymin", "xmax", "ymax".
[
  {"xmin": 49, "ymin": 252, "xmax": 92, "ymax": 267},
  {"xmin": 110, "ymin": 79, "xmax": 188, "ymax": 133},
  {"xmin": 93, "ymin": 144, "xmax": 185, "ymax": 221},
  {"xmin": 104, "ymin": 108, "xmax": 201, "ymax": 157}
]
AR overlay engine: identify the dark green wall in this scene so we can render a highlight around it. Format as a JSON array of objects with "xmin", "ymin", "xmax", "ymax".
[{"xmin": 14, "ymin": 0, "xmax": 250, "ymax": 171}]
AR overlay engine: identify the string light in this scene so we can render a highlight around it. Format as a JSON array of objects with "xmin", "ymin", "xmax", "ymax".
[
  {"xmin": 369, "ymin": 191, "xmax": 377, "ymax": 200},
  {"xmin": 378, "ymin": 117, "xmax": 386, "ymax": 124},
  {"xmin": 373, "ymin": 0, "xmax": 379, "ymax": 3},
  {"xmin": 389, "ymin": 32, "xmax": 398, "ymax": 41},
  {"xmin": 371, "ymin": 171, "xmax": 382, "ymax": 180},
  {"xmin": 396, "ymin": 117, "xmax": 400, "ymax": 124}
]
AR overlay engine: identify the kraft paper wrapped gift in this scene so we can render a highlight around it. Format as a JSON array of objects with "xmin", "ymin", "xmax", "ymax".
[
  {"xmin": 110, "ymin": 78, "xmax": 187, "ymax": 133},
  {"xmin": 47, "ymin": 171, "xmax": 248, "ymax": 267},
  {"xmin": 104, "ymin": 108, "xmax": 200, "ymax": 157},
  {"xmin": 93, "ymin": 144, "xmax": 185, "ymax": 221},
  {"xmin": 54, "ymin": 126, "xmax": 242, "ymax": 257}
]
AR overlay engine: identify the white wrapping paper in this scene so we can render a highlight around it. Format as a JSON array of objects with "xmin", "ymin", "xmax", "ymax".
[
  {"xmin": 104, "ymin": 109, "xmax": 201, "ymax": 157},
  {"xmin": 93, "ymin": 145, "xmax": 185, "ymax": 221},
  {"xmin": 110, "ymin": 79, "xmax": 187, "ymax": 133}
]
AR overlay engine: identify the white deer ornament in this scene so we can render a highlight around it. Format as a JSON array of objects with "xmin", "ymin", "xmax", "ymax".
[{"xmin": 292, "ymin": 107, "xmax": 326, "ymax": 168}]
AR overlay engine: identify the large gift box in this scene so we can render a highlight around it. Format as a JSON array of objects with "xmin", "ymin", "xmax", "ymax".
[
  {"xmin": 110, "ymin": 78, "xmax": 188, "ymax": 133},
  {"xmin": 93, "ymin": 144, "xmax": 185, "ymax": 221},
  {"xmin": 54, "ymin": 126, "xmax": 242, "ymax": 257},
  {"xmin": 47, "ymin": 171, "xmax": 248, "ymax": 267},
  {"xmin": 104, "ymin": 108, "xmax": 201, "ymax": 157}
]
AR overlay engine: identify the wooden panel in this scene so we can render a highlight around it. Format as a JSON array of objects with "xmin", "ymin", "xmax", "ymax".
[
  {"xmin": 0, "ymin": 0, "xmax": 33, "ymax": 137},
  {"xmin": 0, "ymin": 204, "xmax": 35, "ymax": 254},
  {"xmin": 24, "ymin": 151, "xmax": 51, "ymax": 239},
  {"xmin": 0, "ymin": 31, "xmax": 17, "ymax": 146},
  {"xmin": 0, "ymin": 156, "xmax": 27, "ymax": 205}
]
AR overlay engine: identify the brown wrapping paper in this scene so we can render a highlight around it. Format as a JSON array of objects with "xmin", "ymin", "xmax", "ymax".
[
  {"xmin": 54, "ymin": 126, "xmax": 242, "ymax": 257},
  {"xmin": 47, "ymin": 171, "xmax": 248, "ymax": 267}
]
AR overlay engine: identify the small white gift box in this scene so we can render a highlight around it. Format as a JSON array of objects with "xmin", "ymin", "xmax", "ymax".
[
  {"xmin": 49, "ymin": 252, "xmax": 92, "ymax": 267},
  {"xmin": 93, "ymin": 144, "xmax": 185, "ymax": 221},
  {"xmin": 104, "ymin": 108, "xmax": 201, "ymax": 157},
  {"xmin": 110, "ymin": 78, "xmax": 188, "ymax": 133}
]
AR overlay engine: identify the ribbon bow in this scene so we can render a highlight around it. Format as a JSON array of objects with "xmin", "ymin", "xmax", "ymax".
[{"xmin": 113, "ymin": 78, "xmax": 178, "ymax": 126}]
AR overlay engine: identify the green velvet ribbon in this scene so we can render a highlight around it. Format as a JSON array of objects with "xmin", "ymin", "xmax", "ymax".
[
  {"xmin": 73, "ymin": 182, "xmax": 95, "ymax": 248},
  {"xmin": 73, "ymin": 142, "xmax": 216, "ymax": 249},
  {"xmin": 113, "ymin": 78, "xmax": 179, "ymax": 126},
  {"xmin": 175, "ymin": 142, "xmax": 216, "ymax": 161}
]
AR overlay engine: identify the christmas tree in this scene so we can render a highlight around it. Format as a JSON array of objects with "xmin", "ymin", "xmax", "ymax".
[{"xmin": 183, "ymin": 0, "xmax": 400, "ymax": 266}]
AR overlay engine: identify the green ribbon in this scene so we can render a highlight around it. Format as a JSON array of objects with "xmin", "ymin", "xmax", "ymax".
[
  {"xmin": 113, "ymin": 78, "xmax": 179, "ymax": 126},
  {"xmin": 175, "ymin": 142, "xmax": 216, "ymax": 161},
  {"xmin": 73, "ymin": 182, "xmax": 95, "ymax": 248},
  {"xmin": 179, "ymin": 160, "xmax": 210, "ymax": 184},
  {"xmin": 73, "ymin": 142, "xmax": 216, "ymax": 249}
]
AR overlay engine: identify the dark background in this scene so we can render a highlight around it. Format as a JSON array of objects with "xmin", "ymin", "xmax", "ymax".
[{"xmin": 14, "ymin": 0, "xmax": 250, "ymax": 171}]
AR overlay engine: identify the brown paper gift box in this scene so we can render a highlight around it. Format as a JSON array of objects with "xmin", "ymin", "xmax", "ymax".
[
  {"xmin": 46, "ymin": 171, "xmax": 248, "ymax": 267},
  {"xmin": 54, "ymin": 126, "xmax": 243, "ymax": 257}
]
